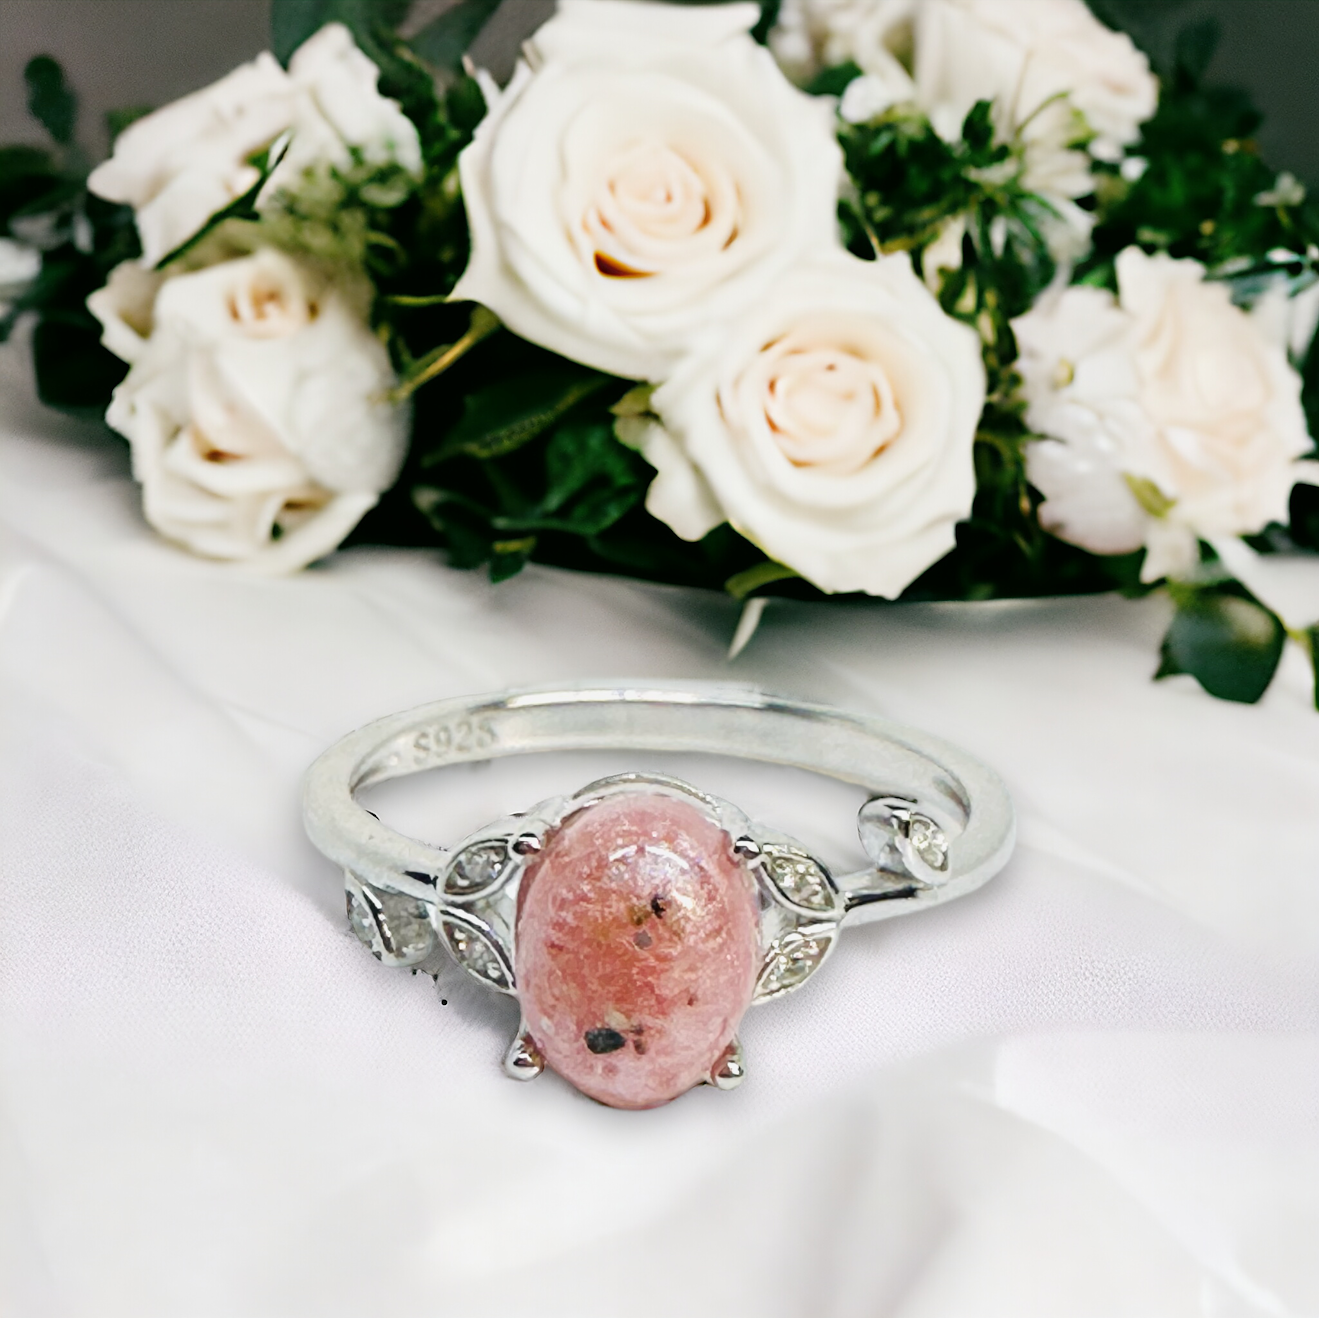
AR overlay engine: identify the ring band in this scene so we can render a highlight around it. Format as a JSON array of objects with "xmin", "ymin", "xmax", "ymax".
[{"xmin": 303, "ymin": 684, "xmax": 1015, "ymax": 1108}]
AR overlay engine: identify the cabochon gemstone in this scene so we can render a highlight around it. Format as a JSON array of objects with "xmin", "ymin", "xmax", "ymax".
[{"xmin": 514, "ymin": 792, "xmax": 760, "ymax": 1109}]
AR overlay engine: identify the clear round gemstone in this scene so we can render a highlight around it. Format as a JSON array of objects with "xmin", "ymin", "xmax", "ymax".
[
  {"xmin": 756, "ymin": 929, "xmax": 831, "ymax": 999},
  {"xmin": 446, "ymin": 840, "xmax": 509, "ymax": 895},
  {"xmin": 444, "ymin": 921, "xmax": 510, "ymax": 989},
  {"xmin": 762, "ymin": 847, "xmax": 834, "ymax": 911}
]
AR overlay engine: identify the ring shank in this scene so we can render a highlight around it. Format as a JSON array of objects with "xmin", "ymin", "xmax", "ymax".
[{"xmin": 303, "ymin": 684, "xmax": 1015, "ymax": 919}]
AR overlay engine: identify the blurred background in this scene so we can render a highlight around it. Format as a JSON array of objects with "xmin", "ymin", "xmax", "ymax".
[{"xmin": 0, "ymin": 0, "xmax": 1317, "ymax": 178}]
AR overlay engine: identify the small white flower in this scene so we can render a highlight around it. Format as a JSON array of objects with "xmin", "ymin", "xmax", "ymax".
[
  {"xmin": 452, "ymin": 0, "xmax": 844, "ymax": 383},
  {"xmin": 770, "ymin": 0, "xmax": 917, "ymax": 91},
  {"xmin": 838, "ymin": 71, "xmax": 910, "ymax": 124},
  {"xmin": 630, "ymin": 250, "xmax": 984, "ymax": 596},
  {"xmin": 1015, "ymin": 247, "xmax": 1315, "ymax": 582},
  {"xmin": 88, "ymin": 24, "xmax": 422, "ymax": 267},
  {"xmin": 90, "ymin": 248, "xmax": 407, "ymax": 571}
]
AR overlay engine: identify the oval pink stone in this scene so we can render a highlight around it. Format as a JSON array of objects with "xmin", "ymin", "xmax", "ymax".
[{"xmin": 514, "ymin": 792, "xmax": 760, "ymax": 1109}]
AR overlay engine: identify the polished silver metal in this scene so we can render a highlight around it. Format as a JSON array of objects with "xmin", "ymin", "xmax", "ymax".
[{"xmin": 304, "ymin": 683, "xmax": 1015, "ymax": 1093}]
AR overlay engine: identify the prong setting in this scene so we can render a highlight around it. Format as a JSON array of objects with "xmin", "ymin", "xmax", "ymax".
[
  {"xmin": 503, "ymin": 1027, "xmax": 545, "ymax": 1081},
  {"xmin": 708, "ymin": 1038, "xmax": 746, "ymax": 1090}
]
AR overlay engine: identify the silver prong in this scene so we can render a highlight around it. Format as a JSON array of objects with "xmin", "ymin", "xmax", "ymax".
[
  {"xmin": 512, "ymin": 831, "xmax": 543, "ymax": 856},
  {"xmin": 503, "ymin": 1027, "xmax": 545, "ymax": 1081},
  {"xmin": 708, "ymin": 1038, "xmax": 746, "ymax": 1090},
  {"xmin": 732, "ymin": 835, "xmax": 761, "ymax": 861}
]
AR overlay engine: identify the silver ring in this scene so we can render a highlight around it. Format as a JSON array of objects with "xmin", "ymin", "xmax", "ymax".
[{"xmin": 302, "ymin": 684, "xmax": 1015, "ymax": 1108}]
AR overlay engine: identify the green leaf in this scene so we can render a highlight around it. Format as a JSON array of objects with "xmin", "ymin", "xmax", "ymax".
[
  {"xmin": 725, "ymin": 560, "xmax": 798, "ymax": 600},
  {"xmin": 409, "ymin": 0, "xmax": 502, "ymax": 72},
  {"xmin": 24, "ymin": 56, "xmax": 77, "ymax": 146},
  {"xmin": 750, "ymin": 0, "xmax": 783, "ymax": 45},
  {"xmin": 489, "ymin": 535, "xmax": 537, "ymax": 582},
  {"xmin": 271, "ymin": 0, "xmax": 411, "ymax": 65},
  {"xmin": 805, "ymin": 62, "xmax": 862, "ymax": 97},
  {"xmin": 106, "ymin": 105, "xmax": 154, "ymax": 146},
  {"xmin": 32, "ymin": 315, "xmax": 126, "ymax": 414},
  {"xmin": 428, "ymin": 369, "xmax": 612, "ymax": 462},
  {"xmin": 1308, "ymin": 626, "xmax": 1319, "ymax": 711},
  {"xmin": 1173, "ymin": 16, "xmax": 1220, "ymax": 88},
  {"xmin": 541, "ymin": 420, "xmax": 637, "ymax": 514},
  {"xmin": 1156, "ymin": 589, "xmax": 1285, "ymax": 703}
]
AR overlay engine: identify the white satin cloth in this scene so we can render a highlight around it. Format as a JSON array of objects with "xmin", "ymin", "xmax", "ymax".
[{"xmin": 2, "ymin": 329, "xmax": 1318, "ymax": 1318}]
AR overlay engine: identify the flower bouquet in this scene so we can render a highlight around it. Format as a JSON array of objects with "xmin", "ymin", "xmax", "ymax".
[{"xmin": 4, "ymin": 0, "xmax": 1319, "ymax": 706}]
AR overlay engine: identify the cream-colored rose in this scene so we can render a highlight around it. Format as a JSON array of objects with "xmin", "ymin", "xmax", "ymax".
[
  {"xmin": 88, "ymin": 24, "xmax": 422, "ymax": 267},
  {"xmin": 623, "ymin": 250, "xmax": 983, "ymax": 595},
  {"xmin": 914, "ymin": 0, "xmax": 1156, "ymax": 159},
  {"xmin": 452, "ymin": 0, "xmax": 844, "ymax": 382},
  {"xmin": 90, "ymin": 248, "xmax": 407, "ymax": 571},
  {"xmin": 1016, "ymin": 248, "xmax": 1316, "ymax": 582}
]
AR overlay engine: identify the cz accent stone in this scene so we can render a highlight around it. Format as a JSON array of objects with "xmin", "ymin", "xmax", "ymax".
[
  {"xmin": 756, "ymin": 928, "xmax": 832, "ymax": 1000},
  {"xmin": 446, "ymin": 840, "xmax": 509, "ymax": 895},
  {"xmin": 443, "ymin": 920, "xmax": 510, "ymax": 989},
  {"xmin": 347, "ymin": 885, "xmax": 433, "ymax": 962},
  {"xmin": 761, "ymin": 846, "xmax": 834, "ymax": 911},
  {"xmin": 908, "ymin": 814, "xmax": 949, "ymax": 871}
]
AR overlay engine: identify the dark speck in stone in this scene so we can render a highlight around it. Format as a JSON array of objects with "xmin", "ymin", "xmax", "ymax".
[
  {"xmin": 632, "ymin": 1036, "xmax": 648, "ymax": 1055},
  {"xmin": 651, "ymin": 894, "xmax": 667, "ymax": 919},
  {"xmin": 585, "ymin": 1027, "xmax": 627, "ymax": 1054},
  {"xmin": 634, "ymin": 929, "xmax": 653, "ymax": 949}
]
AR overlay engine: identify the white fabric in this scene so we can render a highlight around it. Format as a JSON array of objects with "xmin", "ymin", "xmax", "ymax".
[{"xmin": 1, "ymin": 328, "xmax": 1317, "ymax": 1317}]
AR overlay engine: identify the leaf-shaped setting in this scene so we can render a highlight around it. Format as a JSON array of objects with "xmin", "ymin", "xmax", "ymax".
[
  {"xmin": 754, "ymin": 927, "xmax": 834, "ymax": 1002},
  {"xmin": 858, "ymin": 796, "xmax": 951, "ymax": 885},
  {"xmin": 445, "ymin": 839, "xmax": 511, "ymax": 896},
  {"xmin": 760, "ymin": 845, "xmax": 837, "ymax": 913},
  {"xmin": 346, "ymin": 882, "xmax": 435, "ymax": 966},
  {"xmin": 442, "ymin": 919, "xmax": 512, "ymax": 991}
]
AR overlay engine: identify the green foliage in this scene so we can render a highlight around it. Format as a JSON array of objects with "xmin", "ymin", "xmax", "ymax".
[
  {"xmin": 1, "ymin": 58, "xmax": 136, "ymax": 407},
  {"xmin": 409, "ymin": 0, "xmax": 502, "ymax": 71},
  {"xmin": 105, "ymin": 105, "xmax": 154, "ymax": 146},
  {"xmin": 272, "ymin": 0, "xmax": 411, "ymax": 67},
  {"xmin": 426, "ymin": 368, "xmax": 612, "ymax": 462},
  {"xmin": 836, "ymin": 97, "xmax": 1127, "ymax": 601},
  {"xmin": 24, "ymin": 56, "xmax": 77, "ymax": 146},
  {"xmin": 1157, "ymin": 584, "xmax": 1286, "ymax": 703},
  {"xmin": 1084, "ymin": 28, "xmax": 1319, "ymax": 284}
]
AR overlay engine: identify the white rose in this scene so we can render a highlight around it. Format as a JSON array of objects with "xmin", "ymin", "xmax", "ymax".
[
  {"xmin": 87, "ymin": 24, "xmax": 422, "ymax": 267},
  {"xmin": 770, "ymin": 0, "xmax": 916, "ymax": 92},
  {"xmin": 624, "ymin": 250, "xmax": 984, "ymax": 596},
  {"xmin": 89, "ymin": 248, "xmax": 408, "ymax": 571},
  {"xmin": 452, "ymin": 0, "xmax": 844, "ymax": 383},
  {"xmin": 1015, "ymin": 247, "xmax": 1315, "ymax": 582},
  {"xmin": 914, "ymin": 0, "xmax": 1156, "ymax": 159}
]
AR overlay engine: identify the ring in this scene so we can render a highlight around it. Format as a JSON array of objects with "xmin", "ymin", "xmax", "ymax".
[{"xmin": 302, "ymin": 684, "xmax": 1015, "ymax": 1109}]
